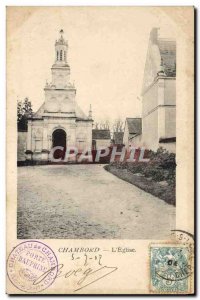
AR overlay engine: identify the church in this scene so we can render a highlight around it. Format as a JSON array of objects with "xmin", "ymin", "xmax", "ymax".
[{"xmin": 25, "ymin": 30, "xmax": 93, "ymax": 162}]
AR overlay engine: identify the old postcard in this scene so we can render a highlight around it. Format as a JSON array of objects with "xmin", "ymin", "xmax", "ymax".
[{"xmin": 6, "ymin": 6, "xmax": 195, "ymax": 294}]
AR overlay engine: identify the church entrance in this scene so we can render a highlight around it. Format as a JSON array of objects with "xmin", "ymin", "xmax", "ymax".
[{"xmin": 52, "ymin": 129, "xmax": 66, "ymax": 160}]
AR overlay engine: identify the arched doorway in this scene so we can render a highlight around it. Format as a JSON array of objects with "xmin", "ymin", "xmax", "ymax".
[
  {"xmin": 52, "ymin": 129, "xmax": 66, "ymax": 148},
  {"xmin": 52, "ymin": 129, "xmax": 66, "ymax": 160}
]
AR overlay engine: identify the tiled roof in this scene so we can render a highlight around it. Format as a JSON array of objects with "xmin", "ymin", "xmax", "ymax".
[
  {"xmin": 157, "ymin": 39, "xmax": 176, "ymax": 77},
  {"xmin": 126, "ymin": 118, "xmax": 142, "ymax": 134},
  {"xmin": 113, "ymin": 132, "xmax": 124, "ymax": 144},
  {"xmin": 92, "ymin": 129, "xmax": 111, "ymax": 140}
]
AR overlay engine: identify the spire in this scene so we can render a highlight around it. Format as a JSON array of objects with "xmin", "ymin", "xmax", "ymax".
[
  {"xmin": 55, "ymin": 29, "xmax": 68, "ymax": 46},
  {"xmin": 88, "ymin": 104, "xmax": 92, "ymax": 119},
  {"xmin": 59, "ymin": 29, "xmax": 64, "ymax": 43}
]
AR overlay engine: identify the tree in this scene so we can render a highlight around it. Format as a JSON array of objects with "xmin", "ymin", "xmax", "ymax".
[
  {"xmin": 112, "ymin": 118, "xmax": 124, "ymax": 132},
  {"xmin": 94, "ymin": 119, "xmax": 110, "ymax": 130},
  {"xmin": 99, "ymin": 119, "xmax": 110, "ymax": 130},
  {"xmin": 17, "ymin": 101, "xmax": 23, "ymax": 123},
  {"xmin": 94, "ymin": 122, "xmax": 99, "ymax": 129},
  {"xmin": 17, "ymin": 98, "xmax": 33, "ymax": 131}
]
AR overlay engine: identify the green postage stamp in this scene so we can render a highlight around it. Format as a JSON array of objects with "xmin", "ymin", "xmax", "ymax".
[{"xmin": 150, "ymin": 245, "xmax": 193, "ymax": 294}]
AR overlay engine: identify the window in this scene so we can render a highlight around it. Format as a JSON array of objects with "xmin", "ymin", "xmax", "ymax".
[
  {"xmin": 64, "ymin": 51, "xmax": 66, "ymax": 61},
  {"xmin": 57, "ymin": 51, "xmax": 59, "ymax": 60},
  {"xmin": 60, "ymin": 50, "xmax": 63, "ymax": 61}
]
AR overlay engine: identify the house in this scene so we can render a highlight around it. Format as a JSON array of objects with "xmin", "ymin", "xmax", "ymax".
[
  {"xmin": 141, "ymin": 28, "xmax": 176, "ymax": 153},
  {"xmin": 25, "ymin": 30, "xmax": 93, "ymax": 162},
  {"xmin": 113, "ymin": 132, "xmax": 124, "ymax": 145},
  {"xmin": 123, "ymin": 118, "xmax": 142, "ymax": 149},
  {"xmin": 92, "ymin": 129, "xmax": 111, "ymax": 150}
]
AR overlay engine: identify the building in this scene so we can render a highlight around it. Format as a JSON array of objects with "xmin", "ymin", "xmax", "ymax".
[
  {"xmin": 25, "ymin": 30, "xmax": 93, "ymax": 162},
  {"xmin": 141, "ymin": 28, "xmax": 176, "ymax": 152},
  {"xmin": 123, "ymin": 118, "xmax": 142, "ymax": 149},
  {"xmin": 113, "ymin": 132, "xmax": 124, "ymax": 145},
  {"xmin": 92, "ymin": 129, "xmax": 111, "ymax": 150}
]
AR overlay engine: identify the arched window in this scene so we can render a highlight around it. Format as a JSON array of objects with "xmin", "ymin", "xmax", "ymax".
[{"xmin": 60, "ymin": 50, "xmax": 63, "ymax": 61}]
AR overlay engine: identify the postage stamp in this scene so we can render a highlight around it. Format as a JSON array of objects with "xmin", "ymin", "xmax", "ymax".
[
  {"xmin": 150, "ymin": 245, "xmax": 192, "ymax": 294},
  {"xmin": 7, "ymin": 241, "xmax": 58, "ymax": 293}
]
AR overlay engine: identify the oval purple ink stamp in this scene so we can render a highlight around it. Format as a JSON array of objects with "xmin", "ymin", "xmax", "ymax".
[{"xmin": 7, "ymin": 240, "xmax": 58, "ymax": 293}]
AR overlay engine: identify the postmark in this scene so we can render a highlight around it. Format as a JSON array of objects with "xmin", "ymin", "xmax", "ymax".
[
  {"xmin": 7, "ymin": 241, "xmax": 58, "ymax": 293},
  {"xmin": 150, "ymin": 245, "xmax": 192, "ymax": 294}
]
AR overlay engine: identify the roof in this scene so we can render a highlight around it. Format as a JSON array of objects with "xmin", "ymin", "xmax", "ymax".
[
  {"xmin": 113, "ymin": 132, "xmax": 124, "ymax": 144},
  {"xmin": 92, "ymin": 129, "xmax": 111, "ymax": 140},
  {"xmin": 126, "ymin": 118, "xmax": 142, "ymax": 134},
  {"xmin": 32, "ymin": 103, "xmax": 45, "ymax": 119},
  {"xmin": 157, "ymin": 39, "xmax": 176, "ymax": 77},
  {"xmin": 31, "ymin": 101, "xmax": 91, "ymax": 121},
  {"xmin": 75, "ymin": 104, "xmax": 89, "ymax": 120}
]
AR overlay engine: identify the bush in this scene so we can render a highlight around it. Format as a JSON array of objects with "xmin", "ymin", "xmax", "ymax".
[{"xmin": 109, "ymin": 147, "xmax": 176, "ymax": 187}]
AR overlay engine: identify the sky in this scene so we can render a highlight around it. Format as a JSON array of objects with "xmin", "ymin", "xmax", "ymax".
[{"xmin": 7, "ymin": 7, "xmax": 177, "ymax": 124}]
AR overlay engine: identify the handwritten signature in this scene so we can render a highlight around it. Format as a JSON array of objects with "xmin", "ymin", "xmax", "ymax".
[{"xmin": 33, "ymin": 261, "xmax": 118, "ymax": 292}]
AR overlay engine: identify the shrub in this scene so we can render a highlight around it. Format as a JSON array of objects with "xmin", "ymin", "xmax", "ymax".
[{"xmin": 109, "ymin": 147, "xmax": 176, "ymax": 186}]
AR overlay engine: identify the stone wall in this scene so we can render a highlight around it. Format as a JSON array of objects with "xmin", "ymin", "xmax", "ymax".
[
  {"xmin": 142, "ymin": 109, "xmax": 159, "ymax": 151},
  {"xmin": 95, "ymin": 139, "xmax": 111, "ymax": 150},
  {"xmin": 76, "ymin": 121, "xmax": 92, "ymax": 152},
  {"xmin": 141, "ymin": 77, "xmax": 176, "ymax": 152},
  {"xmin": 129, "ymin": 134, "xmax": 143, "ymax": 148},
  {"xmin": 123, "ymin": 122, "xmax": 129, "ymax": 149},
  {"xmin": 18, "ymin": 132, "xmax": 27, "ymax": 161}
]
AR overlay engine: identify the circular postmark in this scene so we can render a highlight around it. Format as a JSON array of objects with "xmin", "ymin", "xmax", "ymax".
[{"xmin": 7, "ymin": 241, "xmax": 58, "ymax": 293}]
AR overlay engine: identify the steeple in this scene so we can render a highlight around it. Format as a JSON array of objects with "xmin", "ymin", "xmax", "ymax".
[
  {"xmin": 88, "ymin": 104, "xmax": 92, "ymax": 119},
  {"xmin": 49, "ymin": 30, "xmax": 72, "ymax": 89},
  {"xmin": 55, "ymin": 29, "xmax": 68, "ymax": 64}
]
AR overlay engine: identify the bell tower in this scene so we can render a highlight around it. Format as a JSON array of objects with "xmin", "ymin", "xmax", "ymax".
[
  {"xmin": 26, "ymin": 29, "xmax": 93, "ymax": 161},
  {"xmin": 51, "ymin": 30, "xmax": 71, "ymax": 89},
  {"xmin": 55, "ymin": 29, "xmax": 68, "ymax": 64}
]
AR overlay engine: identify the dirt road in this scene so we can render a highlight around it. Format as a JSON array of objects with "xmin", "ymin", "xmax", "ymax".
[{"xmin": 17, "ymin": 164, "xmax": 175, "ymax": 239}]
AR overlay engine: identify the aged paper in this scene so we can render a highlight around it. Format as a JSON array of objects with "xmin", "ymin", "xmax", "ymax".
[{"xmin": 6, "ymin": 6, "xmax": 194, "ymax": 294}]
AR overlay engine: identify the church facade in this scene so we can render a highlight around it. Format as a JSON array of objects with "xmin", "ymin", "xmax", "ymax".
[{"xmin": 26, "ymin": 31, "xmax": 93, "ymax": 162}]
